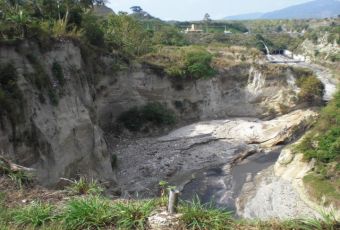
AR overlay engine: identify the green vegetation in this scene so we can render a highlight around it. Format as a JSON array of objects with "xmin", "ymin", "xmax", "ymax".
[
  {"xmin": 144, "ymin": 46, "xmax": 216, "ymax": 79},
  {"xmin": 0, "ymin": 63, "xmax": 24, "ymax": 124},
  {"xmin": 0, "ymin": 158, "xmax": 32, "ymax": 189},
  {"xmin": 66, "ymin": 177, "xmax": 104, "ymax": 195},
  {"xmin": 102, "ymin": 13, "xmax": 152, "ymax": 56},
  {"xmin": 60, "ymin": 196, "xmax": 114, "ymax": 230},
  {"xmin": 180, "ymin": 197, "xmax": 233, "ymax": 230},
  {"xmin": 153, "ymin": 26, "xmax": 188, "ymax": 46},
  {"xmin": 118, "ymin": 102, "xmax": 176, "ymax": 132},
  {"xmin": 0, "ymin": 189, "xmax": 338, "ymax": 230},
  {"xmin": 296, "ymin": 75, "xmax": 324, "ymax": 105},
  {"xmin": 185, "ymin": 49, "xmax": 216, "ymax": 79},
  {"xmin": 112, "ymin": 200, "xmax": 156, "ymax": 229},
  {"xmin": 11, "ymin": 202, "xmax": 54, "ymax": 227},
  {"xmin": 297, "ymin": 90, "xmax": 340, "ymax": 208}
]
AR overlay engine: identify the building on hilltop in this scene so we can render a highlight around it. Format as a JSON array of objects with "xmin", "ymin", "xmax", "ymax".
[{"xmin": 184, "ymin": 24, "xmax": 203, "ymax": 33}]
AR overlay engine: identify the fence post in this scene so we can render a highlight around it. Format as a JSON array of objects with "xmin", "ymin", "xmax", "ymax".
[{"xmin": 168, "ymin": 189, "xmax": 180, "ymax": 214}]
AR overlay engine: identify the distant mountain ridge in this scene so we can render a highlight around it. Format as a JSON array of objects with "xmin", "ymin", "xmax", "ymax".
[{"xmin": 224, "ymin": 0, "xmax": 340, "ymax": 20}]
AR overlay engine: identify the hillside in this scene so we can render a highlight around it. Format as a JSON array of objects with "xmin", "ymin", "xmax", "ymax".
[{"xmin": 224, "ymin": 0, "xmax": 340, "ymax": 20}]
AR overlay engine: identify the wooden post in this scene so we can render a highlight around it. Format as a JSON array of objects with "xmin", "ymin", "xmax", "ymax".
[{"xmin": 168, "ymin": 189, "xmax": 179, "ymax": 214}]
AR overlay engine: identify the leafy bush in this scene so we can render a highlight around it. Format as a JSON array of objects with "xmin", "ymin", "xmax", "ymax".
[
  {"xmin": 61, "ymin": 196, "xmax": 113, "ymax": 230},
  {"xmin": 102, "ymin": 14, "xmax": 151, "ymax": 56},
  {"xmin": 112, "ymin": 200, "xmax": 156, "ymax": 230},
  {"xmin": 180, "ymin": 196, "xmax": 233, "ymax": 230},
  {"xmin": 82, "ymin": 14, "xmax": 105, "ymax": 47},
  {"xmin": 153, "ymin": 26, "xmax": 188, "ymax": 46},
  {"xmin": 11, "ymin": 202, "xmax": 54, "ymax": 227},
  {"xmin": 185, "ymin": 50, "xmax": 216, "ymax": 79},
  {"xmin": 297, "ymin": 91, "xmax": 340, "ymax": 163},
  {"xmin": 67, "ymin": 177, "xmax": 103, "ymax": 195},
  {"xmin": 296, "ymin": 75, "xmax": 324, "ymax": 104},
  {"xmin": 118, "ymin": 102, "xmax": 176, "ymax": 132}
]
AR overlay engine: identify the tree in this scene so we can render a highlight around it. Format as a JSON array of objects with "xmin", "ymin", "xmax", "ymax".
[
  {"xmin": 203, "ymin": 13, "xmax": 211, "ymax": 33},
  {"xmin": 203, "ymin": 13, "xmax": 211, "ymax": 22},
  {"xmin": 102, "ymin": 14, "xmax": 151, "ymax": 56}
]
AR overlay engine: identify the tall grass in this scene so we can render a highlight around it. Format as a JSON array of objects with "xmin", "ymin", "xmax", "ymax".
[
  {"xmin": 112, "ymin": 199, "xmax": 156, "ymax": 230},
  {"xmin": 11, "ymin": 201, "xmax": 54, "ymax": 227},
  {"xmin": 66, "ymin": 177, "xmax": 103, "ymax": 195},
  {"xmin": 180, "ymin": 196, "xmax": 233, "ymax": 230},
  {"xmin": 60, "ymin": 195, "xmax": 114, "ymax": 230}
]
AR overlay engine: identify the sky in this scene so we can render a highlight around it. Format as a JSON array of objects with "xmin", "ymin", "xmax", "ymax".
[{"xmin": 107, "ymin": 0, "xmax": 315, "ymax": 21}]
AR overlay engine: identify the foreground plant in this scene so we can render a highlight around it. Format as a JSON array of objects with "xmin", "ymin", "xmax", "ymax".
[
  {"xmin": 180, "ymin": 196, "xmax": 233, "ymax": 230},
  {"xmin": 11, "ymin": 201, "xmax": 54, "ymax": 227},
  {"xmin": 112, "ymin": 199, "xmax": 156, "ymax": 230},
  {"xmin": 60, "ymin": 195, "xmax": 114, "ymax": 230},
  {"xmin": 66, "ymin": 177, "xmax": 103, "ymax": 195}
]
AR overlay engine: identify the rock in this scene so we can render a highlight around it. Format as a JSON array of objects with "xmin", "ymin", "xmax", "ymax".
[
  {"xmin": 148, "ymin": 209, "xmax": 183, "ymax": 230},
  {"xmin": 0, "ymin": 41, "xmax": 116, "ymax": 187}
]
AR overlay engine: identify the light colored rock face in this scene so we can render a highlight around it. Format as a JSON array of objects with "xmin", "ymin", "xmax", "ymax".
[
  {"xmin": 0, "ymin": 41, "xmax": 115, "ymax": 185},
  {"xmin": 114, "ymin": 109, "xmax": 317, "ymax": 197},
  {"xmin": 274, "ymin": 148, "xmax": 340, "ymax": 220},
  {"xmin": 297, "ymin": 34, "xmax": 340, "ymax": 63},
  {"xmin": 148, "ymin": 209, "xmax": 183, "ymax": 230},
  {"xmin": 95, "ymin": 64, "xmax": 301, "ymax": 130},
  {"xmin": 236, "ymin": 166, "xmax": 320, "ymax": 220}
]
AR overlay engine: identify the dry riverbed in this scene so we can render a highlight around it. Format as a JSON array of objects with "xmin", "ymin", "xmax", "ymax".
[{"xmin": 112, "ymin": 109, "xmax": 318, "ymax": 218}]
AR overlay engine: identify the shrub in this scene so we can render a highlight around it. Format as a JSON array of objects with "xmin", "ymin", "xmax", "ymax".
[
  {"xmin": 180, "ymin": 196, "xmax": 233, "ymax": 230},
  {"xmin": 102, "ymin": 14, "xmax": 151, "ymax": 56},
  {"xmin": 185, "ymin": 49, "xmax": 216, "ymax": 79},
  {"xmin": 296, "ymin": 75, "xmax": 324, "ymax": 104},
  {"xmin": 8, "ymin": 170, "xmax": 32, "ymax": 189},
  {"xmin": 118, "ymin": 102, "xmax": 176, "ymax": 132},
  {"xmin": 112, "ymin": 200, "xmax": 156, "ymax": 230},
  {"xmin": 61, "ymin": 196, "xmax": 113, "ymax": 230},
  {"xmin": 82, "ymin": 14, "xmax": 104, "ymax": 47},
  {"xmin": 67, "ymin": 177, "xmax": 103, "ymax": 195},
  {"xmin": 297, "ymin": 91, "xmax": 340, "ymax": 163},
  {"xmin": 11, "ymin": 202, "xmax": 54, "ymax": 227},
  {"xmin": 153, "ymin": 26, "xmax": 188, "ymax": 46}
]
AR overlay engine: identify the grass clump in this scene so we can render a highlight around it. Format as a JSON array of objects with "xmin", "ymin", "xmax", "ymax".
[
  {"xmin": 303, "ymin": 173, "xmax": 340, "ymax": 207},
  {"xmin": 180, "ymin": 196, "xmax": 233, "ymax": 230},
  {"xmin": 118, "ymin": 102, "xmax": 176, "ymax": 132},
  {"xmin": 11, "ymin": 201, "xmax": 54, "ymax": 227},
  {"xmin": 60, "ymin": 195, "xmax": 113, "ymax": 230},
  {"xmin": 67, "ymin": 177, "xmax": 103, "ymax": 196},
  {"xmin": 112, "ymin": 200, "xmax": 156, "ymax": 230},
  {"xmin": 0, "ymin": 192, "xmax": 10, "ymax": 227},
  {"xmin": 0, "ymin": 158, "xmax": 32, "ymax": 189}
]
